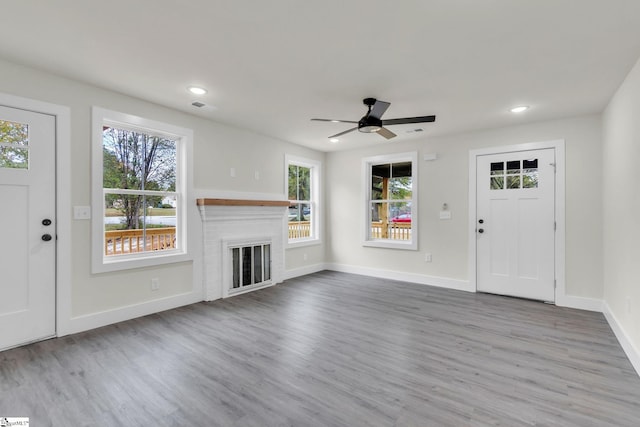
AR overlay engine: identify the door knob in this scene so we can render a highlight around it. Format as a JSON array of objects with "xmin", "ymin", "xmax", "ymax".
[
  {"xmin": 42, "ymin": 234, "xmax": 53, "ymax": 241},
  {"xmin": 42, "ymin": 219, "xmax": 52, "ymax": 226},
  {"xmin": 478, "ymin": 228, "xmax": 484, "ymax": 234},
  {"xmin": 478, "ymin": 219, "xmax": 484, "ymax": 224}
]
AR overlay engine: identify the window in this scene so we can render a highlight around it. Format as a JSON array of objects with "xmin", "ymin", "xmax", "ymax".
[
  {"xmin": 91, "ymin": 107, "xmax": 193, "ymax": 273},
  {"xmin": 363, "ymin": 152, "xmax": 418, "ymax": 250},
  {"xmin": 286, "ymin": 155, "xmax": 320, "ymax": 245}
]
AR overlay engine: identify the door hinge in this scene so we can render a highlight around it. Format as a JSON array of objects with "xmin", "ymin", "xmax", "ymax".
[
  {"xmin": 554, "ymin": 279, "xmax": 557, "ymax": 289},
  {"xmin": 554, "ymin": 221, "xmax": 556, "ymax": 231}
]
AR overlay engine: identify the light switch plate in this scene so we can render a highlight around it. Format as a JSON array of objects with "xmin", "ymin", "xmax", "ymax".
[
  {"xmin": 74, "ymin": 206, "xmax": 91, "ymax": 220},
  {"xmin": 439, "ymin": 211, "xmax": 452, "ymax": 220}
]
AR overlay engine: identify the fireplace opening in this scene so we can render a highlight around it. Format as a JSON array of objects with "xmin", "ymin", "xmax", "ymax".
[{"xmin": 230, "ymin": 242, "xmax": 271, "ymax": 295}]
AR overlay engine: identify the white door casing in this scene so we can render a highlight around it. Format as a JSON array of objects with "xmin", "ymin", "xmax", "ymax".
[
  {"xmin": 0, "ymin": 105, "xmax": 56, "ymax": 350},
  {"xmin": 476, "ymin": 148, "xmax": 555, "ymax": 301}
]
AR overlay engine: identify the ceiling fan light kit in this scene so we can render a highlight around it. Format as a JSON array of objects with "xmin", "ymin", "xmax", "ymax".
[{"xmin": 311, "ymin": 98, "xmax": 435, "ymax": 141}]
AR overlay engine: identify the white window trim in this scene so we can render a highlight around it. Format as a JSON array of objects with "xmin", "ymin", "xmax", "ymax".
[
  {"xmin": 362, "ymin": 151, "xmax": 418, "ymax": 250},
  {"xmin": 91, "ymin": 107, "xmax": 194, "ymax": 273},
  {"xmin": 285, "ymin": 154, "xmax": 322, "ymax": 248}
]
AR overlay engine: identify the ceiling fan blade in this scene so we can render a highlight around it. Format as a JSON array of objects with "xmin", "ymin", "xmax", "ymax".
[
  {"xmin": 377, "ymin": 127, "xmax": 397, "ymax": 140},
  {"xmin": 369, "ymin": 100, "xmax": 391, "ymax": 119},
  {"xmin": 382, "ymin": 115, "xmax": 436, "ymax": 126},
  {"xmin": 311, "ymin": 118, "xmax": 358, "ymax": 124},
  {"xmin": 328, "ymin": 127, "xmax": 358, "ymax": 139}
]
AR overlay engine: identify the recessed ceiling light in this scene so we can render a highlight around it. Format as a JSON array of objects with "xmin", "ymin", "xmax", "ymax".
[
  {"xmin": 329, "ymin": 138, "xmax": 339, "ymax": 143},
  {"xmin": 510, "ymin": 105, "xmax": 529, "ymax": 113},
  {"xmin": 330, "ymin": 120, "xmax": 340, "ymax": 123},
  {"xmin": 188, "ymin": 86, "xmax": 207, "ymax": 95}
]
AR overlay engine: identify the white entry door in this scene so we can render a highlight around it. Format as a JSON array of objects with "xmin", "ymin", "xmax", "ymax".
[
  {"xmin": 476, "ymin": 148, "xmax": 555, "ymax": 302},
  {"xmin": 0, "ymin": 105, "xmax": 56, "ymax": 350}
]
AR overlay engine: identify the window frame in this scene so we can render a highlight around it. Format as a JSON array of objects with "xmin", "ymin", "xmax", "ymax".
[
  {"xmin": 91, "ymin": 107, "xmax": 193, "ymax": 273},
  {"xmin": 285, "ymin": 154, "xmax": 321, "ymax": 247},
  {"xmin": 362, "ymin": 151, "xmax": 418, "ymax": 250}
]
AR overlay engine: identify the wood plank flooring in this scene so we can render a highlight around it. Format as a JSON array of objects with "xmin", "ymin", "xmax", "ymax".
[{"xmin": 1, "ymin": 271, "xmax": 640, "ymax": 426}]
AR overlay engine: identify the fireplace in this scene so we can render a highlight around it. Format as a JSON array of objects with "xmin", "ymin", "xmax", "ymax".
[{"xmin": 197, "ymin": 198, "xmax": 289, "ymax": 300}]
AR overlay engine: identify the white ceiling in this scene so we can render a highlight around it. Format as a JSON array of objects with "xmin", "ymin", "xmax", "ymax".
[{"xmin": 2, "ymin": 1, "xmax": 640, "ymax": 152}]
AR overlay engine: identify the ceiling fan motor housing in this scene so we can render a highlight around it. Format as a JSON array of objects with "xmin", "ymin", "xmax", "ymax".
[{"xmin": 358, "ymin": 115, "xmax": 382, "ymax": 133}]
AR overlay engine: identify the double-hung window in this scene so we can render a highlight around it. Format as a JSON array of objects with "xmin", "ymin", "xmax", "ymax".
[
  {"xmin": 286, "ymin": 155, "xmax": 320, "ymax": 246},
  {"xmin": 363, "ymin": 152, "xmax": 418, "ymax": 250},
  {"xmin": 91, "ymin": 107, "xmax": 193, "ymax": 273}
]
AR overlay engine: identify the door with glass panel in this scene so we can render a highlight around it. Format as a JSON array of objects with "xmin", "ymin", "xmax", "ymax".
[
  {"xmin": 476, "ymin": 149, "xmax": 555, "ymax": 301},
  {"xmin": 0, "ymin": 105, "xmax": 56, "ymax": 350}
]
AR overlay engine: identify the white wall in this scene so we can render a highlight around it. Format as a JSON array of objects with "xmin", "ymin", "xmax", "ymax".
[
  {"xmin": 0, "ymin": 54, "xmax": 608, "ymax": 336},
  {"xmin": 603, "ymin": 57, "xmax": 640, "ymax": 357},
  {"xmin": 0, "ymin": 58, "xmax": 324, "ymax": 331},
  {"xmin": 327, "ymin": 115, "xmax": 603, "ymax": 300}
]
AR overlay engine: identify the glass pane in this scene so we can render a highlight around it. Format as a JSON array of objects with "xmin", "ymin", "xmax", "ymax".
[
  {"xmin": 389, "ymin": 202, "xmax": 411, "ymax": 241},
  {"xmin": 298, "ymin": 166, "xmax": 310, "ymax": 201},
  {"xmin": 0, "ymin": 146, "xmax": 29, "ymax": 169},
  {"xmin": 490, "ymin": 162, "xmax": 504, "ymax": 175},
  {"xmin": 390, "ymin": 161, "xmax": 412, "ymax": 178},
  {"xmin": 254, "ymin": 246, "xmax": 263, "ymax": 284},
  {"xmin": 102, "ymin": 127, "xmax": 177, "ymax": 191},
  {"xmin": 104, "ymin": 194, "xmax": 145, "ymax": 256},
  {"xmin": 490, "ymin": 176, "xmax": 504, "ymax": 190},
  {"xmin": 522, "ymin": 158, "xmax": 538, "ymax": 189},
  {"xmin": 370, "ymin": 201, "xmax": 387, "ymax": 223},
  {"xmin": 390, "ymin": 202, "xmax": 411, "ymax": 223},
  {"xmin": 242, "ymin": 247, "xmax": 252, "ymax": 287},
  {"xmin": 523, "ymin": 172, "xmax": 539, "ymax": 188},
  {"xmin": 288, "ymin": 165, "xmax": 298, "ymax": 200},
  {"xmin": 146, "ymin": 195, "xmax": 177, "ymax": 249},
  {"xmin": 389, "ymin": 176, "xmax": 412, "ymax": 200},
  {"xmin": 289, "ymin": 203, "xmax": 303, "ymax": 222},
  {"xmin": 264, "ymin": 245, "xmax": 271, "ymax": 281},
  {"xmin": 232, "ymin": 248, "xmax": 240, "ymax": 288},
  {"xmin": 507, "ymin": 175, "xmax": 521, "ymax": 189},
  {"xmin": 371, "ymin": 175, "xmax": 384, "ymax": 200},
  {"xmin": 0, "ymin": 119, "xmax": 29, "ymax": 169},
  {"xmin": 506, "ymin": 160, "xmax": 520, "ymax": 174}
]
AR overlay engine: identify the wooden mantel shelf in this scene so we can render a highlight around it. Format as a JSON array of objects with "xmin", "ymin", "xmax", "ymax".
[{"xmin": 196, "ymin": 198, "xmax": 290, "ymax": 207}]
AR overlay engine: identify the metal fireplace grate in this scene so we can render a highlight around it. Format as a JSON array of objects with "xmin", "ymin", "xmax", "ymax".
[{"xmin": 230, "ymin": 242, "xmax": 271, "ymax": 295}]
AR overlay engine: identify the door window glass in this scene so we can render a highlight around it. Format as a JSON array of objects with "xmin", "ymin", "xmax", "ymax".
[
  {"xmin": 0, "ymin": 119, "xmax": 29, "ymax": 169},
  {"xmin": 490, "ymin": 159, "xmax": 538, "ymax": 190}
]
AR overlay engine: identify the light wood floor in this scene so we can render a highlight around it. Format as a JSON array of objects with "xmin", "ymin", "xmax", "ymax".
[{"xmin": 2, "ymin": 271, "xmax": 640, "ymax": 426}]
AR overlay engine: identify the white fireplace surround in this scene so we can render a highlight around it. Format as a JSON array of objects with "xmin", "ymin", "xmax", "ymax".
[{"xmin": 198, "ymin": 199, "xmax": 288, "ymax": 300}]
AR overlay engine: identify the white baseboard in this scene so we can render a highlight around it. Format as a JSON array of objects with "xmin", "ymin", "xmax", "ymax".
[
  {"xmin": 283, "ymin": 263, "xmax": 327, "ymax": 281},
  {"xmin": 62, "ymin": 291, "xmax": 202, "ymax": 336},
  {"xmin": 325, "ymin": 263, "xmax": 473, "ymax": 292},
  {"xmin": 555, "ymin": 294, "xmax": 603, "ymax": 312},
  {"xmin": 602, "ymin": 302, "xmax": 640, "ymax": 377}
]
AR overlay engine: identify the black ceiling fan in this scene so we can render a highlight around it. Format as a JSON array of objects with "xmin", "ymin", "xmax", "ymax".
[{"xmin": 311, "ymin": 98, "xmax": 436, "ymax": 140}]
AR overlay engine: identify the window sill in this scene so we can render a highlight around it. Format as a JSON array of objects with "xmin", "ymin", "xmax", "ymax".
[
  {"xmin": 92, "ymin": 251, "xmax": 192, "ymax": 274},
  {"xmin": 363, "ymin": 240, "xmax": 417, "ymax": 251},
  {"xmin": 287, "ymin": 238, "xmax": 322, "ymax": 249}
]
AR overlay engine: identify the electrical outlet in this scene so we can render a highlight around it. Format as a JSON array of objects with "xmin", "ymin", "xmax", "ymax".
[
  {"xmin": 425, "ymin": 253, "xmax": 432, "ymax": 263},
  {"xmin": 230, "ymin": 167, "xmax": 236, "ymax": 177},
  {"xmin": 151, "ymin": 278, "xmax": 160, "ymax": 291}
]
